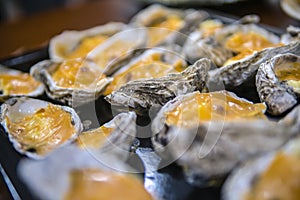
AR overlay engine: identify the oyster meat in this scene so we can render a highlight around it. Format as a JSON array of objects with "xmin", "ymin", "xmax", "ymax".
[
  {"xmin": 105, "ymin": 58, "xmax": 210, "ymax": 114},
  {"xmin": 223, "ymin": 133, "xmax": 300, "ymax": 200},
  {"xmin": 104, "ymin": 46, "xmax": 187, "ymax": 95},
  {"xmin": 0, "ymin": 97, "xmax": 82, "ymax": 159},
  {"xmin": 30, "ymin": 59, "xmax": 111, "ymax": 106},
  {"xmin": 256, "ymin": 53, "xmax": 300, "ymax": 115},
  {"xmin": 0, "ymin": 66, "xmax": 44, "ymax": 100},
  {"xmin": 130, "ymin": 4, "xmax": 208, "ymax": 47},
  {"xmin": 49, "ymin": 22, "xmax": 127, "ymax": 61},
  {"xmin": 151, "ymin": 91, "xmax": 300, "ymax": 184}
]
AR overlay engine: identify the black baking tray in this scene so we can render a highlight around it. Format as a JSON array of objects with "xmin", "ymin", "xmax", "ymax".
[{"xmin": 0, "ymin": 10, "xmax": 284, "ymax": 200}]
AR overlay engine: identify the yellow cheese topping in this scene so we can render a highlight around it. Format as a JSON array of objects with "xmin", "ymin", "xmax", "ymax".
[
  {"xmin": 93, "ymin": 40, "xmax": 137, "ymax": 69},
  {"xmin": 77, "ymin": 126, "xmax": 114, "ymax": 148},
  {"xmin": 0, "ymin": 73, "xmax": 41, "ymax": 95},
  {"xmin": 104, "ymin": 53, "xmax": 184, "ymax": 95},
  {"xmin": 274, "ymin": 62, "xmax": 300, "ymax": 92},
  {"xmin": 55, "ymin": 35, "xmax": 108, "ymax": 59},
  {"xmin": 245, "ymin": 152, "xmax": 300, "ymax": 200},
  {"xmin": 165, "ymin": 91, "xmax": 266, "ymax": 127},
  {"xmin": 224, "ymin": 31, "xmax": 281, "ymax": 65},
  {"xmin": 199, "ymin": 20, "xmax": 223, "ymax": 38},
  {"xmin": 51, "ymin": 59, "xmax": 106, "ymax": 89},
  {"xmin": 6, "ymin": 104, "xmax": 76, "ymax": 156},
  {"xmin": 147, "ymin": 15, "xmax": 184, "ymax": 47},
  {"xmin": 64, "ymin": 168, "xmax": 153, "ymax": 200}
]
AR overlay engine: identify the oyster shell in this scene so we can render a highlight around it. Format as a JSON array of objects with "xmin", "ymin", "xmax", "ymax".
[
  {"xmin": 280, "ymin": 25, "xmax": 300, "ymax": 44},
  {"xmin": 0, "ymin": 66, "xmax": 44, "ymax": 100},
  {"xmin": 105, "ymin": 58, "xmax": 210, "ymax": 114},
  {"xmin": 0, "ymin": 97, "xmax": 82, "ymax": 159},
  {"xmin": 208, "ymin": 41, "xmax": 300, "ymax": 90},
  {"xmin": 256, "ymin": 53, "xmax": 300, "ymax": 115},
  {"xmin": 104, "ymin": 46, "xmax": 187, "ymax": 95},
  {"xmin": 49, "ymin": 22, "xmax": 127, "ymax": 61},
  {"xmin": 30, "ymin": 59, "xmax": 112, "ymax": 106},
  {"xmin": 151, "ymin": 91, "xmax": 300, "ymax": 185},
  {"xmin": 18, "ymin": 144, "xmax": 152, "ymax": 200},
  {"xmin": 223, "ymin": 131, "xmax": 300, "ymax": 200},
  {"xmin": 130, "ymin": 4, "xmax": 209, "ymax": 47}
]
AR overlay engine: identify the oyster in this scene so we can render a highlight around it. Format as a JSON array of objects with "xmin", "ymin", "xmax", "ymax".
[
  {"xmin": 104, "ymin": 46, "xmax": 187, "ymax": 95},
  {"xmin": 223, "ymin": 132, "xmax": 300, "ymax": 200},
  {"xmin": 130, "ymin": 4, "xmax": 208, "ymax": 47},
  {"xmin": 0, "ymin": 97, "xmax": 82, "ymax": 159},
  {"xmin": 208, "ymin": 41, "xmax": 300, "ymax": 91},
  {"xmin": 0, "ymin": 66, "xmax": 44, "ymax": 100},
  {"xmin": 18, "ymin": 144, "xmax": 153, "ymax": 200},
  {"xmin": 280, "ymin": 25, "xmax": 300, "ymax": 44},
  {"xmin": 151, "ymin": 91, "xmax": 300, "ymax": 184},
  {"xmin": 49, "ymin": 22, "xmax": 127, "ymax": 61},
  {"xmin": 256, "ymin": 53, "xmax": 300, "ymax": 115},
  {"xmin": 281, "ymin": 0, "xmax": 300, "ymax": 21},
  {"xmin": 30, "ymin": 59, "xmax": 111, "ymax": 106},
  {"xmin": 105, "ymin": 58, "xmax": 210, "ymax": 114}
]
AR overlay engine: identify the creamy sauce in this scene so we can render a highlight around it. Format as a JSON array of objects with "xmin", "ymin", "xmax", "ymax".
[
  {"xmin": 224, "ymin": 31, "xmax": 281, "ymax": 65},
  {"xmin": 77, "ymin": 126, "xmax": 114, "ymax": 148},
  {"xmin": 165, "ymin": 91, "xmax": 266, "ymax": 127},
  {"xmin": 0, "ymin": 73, "xmax": 41, "ymax": 95},
  {"xmin": 6, "ymin": 104, "xmax": 75, "ymax": 156},
  {"xmin": 64, "ymin": 168, "xmax": 153, "ymax": 200},
  {"xmin": 245, "ymin": 152, "xmax": 300, "ymax": 200},
  {"xmin": 104, "ymin": 53, "xmax": 184, "ymax": 95},
  {"xmin": 147, "ymin": 15, "xmax": 184, "ymax": 47},
  {"xmin": 51, "ymin": 59, "xmax": 106, "ymax": 89},
  {"xmin": 55, "ymin": 35, "xmax": 108, "ymax": 59}
]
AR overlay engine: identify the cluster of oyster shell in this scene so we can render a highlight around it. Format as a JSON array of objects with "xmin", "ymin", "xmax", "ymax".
[{"xmin": 1, "ymin": 3, "xmax": 300, "ymax": 200}]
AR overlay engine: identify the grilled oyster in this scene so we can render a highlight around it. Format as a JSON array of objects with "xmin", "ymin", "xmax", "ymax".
[
  {"xmin": 18, "ymin": 144, "xmax": 153, "ymax": 200},
  {"xmin": 223, "ymin": 130, "xmax": 300, "ymax": 200},
  {"xmin": 151, "ymin": 91, "xmax": 300, "ymax": 185},
  {"xmin": 0, "ymin": 66, "xmax": 44, "ymax": 100},
  {"xmin": 280, "ymin": 25, "xmax": 300, "ymax": 44},
  {"xmin": 130, "ymin": 4, "xmax": 208, "ymax": 47},
  {"xmin": 30, "ymin": 59, "xmax": 111, "ymax": 106},
  {"xmin": 0, "ymin": 97, "xmax": 82, "ymax": 159},
  {"xmin": 49, "ymin": 22, "xmax": 127, "ymax": 61},
  {"xmin": 104, "ymin": 46, "xmax": 187, "ymax": 95},
  {"xmin": 105, "ymin": 58, "xmax": 210, "ymax": 114},
  {"xmin": 256, "ymin": 53, "xmax": 300, "ymax": 115}
]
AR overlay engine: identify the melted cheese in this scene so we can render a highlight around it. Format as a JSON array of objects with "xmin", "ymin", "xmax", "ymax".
[
  {"xmin": 245, "ymin": 152, "xmax": 300, "ymax": 200},
  {"xmin": 0, "ymin": 73, "xmax": 41, "ymax": 95},
  {"xmin": 55, "ymin": 35, "xmax": 108, "ymax": 59},
  {"xmin": 147, "ymin": 15, "xmax": 184, "ymax": 47},
  {"xmin": 104, "ymin": 53, "xmax": 184, "ymax": 95},
  {"xmin": 275, "ymin": 62, "xmax": 300, "ymax": 92},
  {"xmin": 224, "ymin": 31, "xmax": 281, "ymax": 65},
  {"xmin": 51, "ymin": 59, "xmax": 106, "ymax": 89},
  {"xmin": 64, "ymin": 168, "xmax": 153, "ymax": 200},
  {"xmin": 77, "ymin": 126, "xmax": 114, "ymax": 148},
  {"xmin": 165, "ymin": 91, "xmax": 266, "ymax": 127},
  {"xmin": 6, "ymin": 104, "xmax": 75, "ymax": 156},
  {"xmin": 199, "ymin": 20, "xmax": 223, "ymax": 38}
]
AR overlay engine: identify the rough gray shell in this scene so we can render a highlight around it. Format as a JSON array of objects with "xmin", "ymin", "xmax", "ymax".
[
  {"xmin": 0, "ymin": 66, "xmax": 44, "ymax": 101},
  {"xmin": 256, "ymin": 53, "xmax": 300, "ymax": 115},
  {"xmin": 105, "ymin": 58, "xmax": 211, "ymax": 114},
  {"xmin": 30, "ymin": 60, "xmax": 112, "ymax": 107},
  {"xmin": 0, "ymin": 97, "xmax": 82, "ymax": 159},
  {"xmin": 223, "ymin": 133, "xmax": 300, "ymax": 200},
  {"xmin": 280, "ymin": 25, "xmax": 300, "ymax": 45},
  {"xmin": 208, "ymin": 41, "xmax": 300, "ymax": 89},
  {"xmin": 49, "ymin": 22, "xmax": 128, "ymax": 61},
  {"xmin": 151, "ymin": 92, "xmax": 300, "ymax": 185}
]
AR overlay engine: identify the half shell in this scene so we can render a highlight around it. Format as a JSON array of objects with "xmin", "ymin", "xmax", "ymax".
[
  {"xmin": 0, "ymin": 66, "xmax": 44, "ymax": 100},
  {"xmin": 30, "ymin": 59, "xmax": 112, "ymax": 106},
  {"xmin": 256, "ymin": 53, "xmax": 300, "ymax": 115},
  {"xmin": 0, "ymin": 97, "xmax": 82, "ymax": 159},
  {"xmin": 105, "ymin": 58, "xmax": 210, "ymax": 114},
  {"xmin": 151, "ymin": 91, "xmax": 300, "ymax": 185},
  {"xmin": 49, "ymin": 22, "xmax": 127, "ymax": 61}
]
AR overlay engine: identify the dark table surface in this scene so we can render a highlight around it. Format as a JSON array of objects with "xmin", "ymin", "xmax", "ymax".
[{"xmin": 0, "ymin": 0, "xmax": 299, "ymax": 199}]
